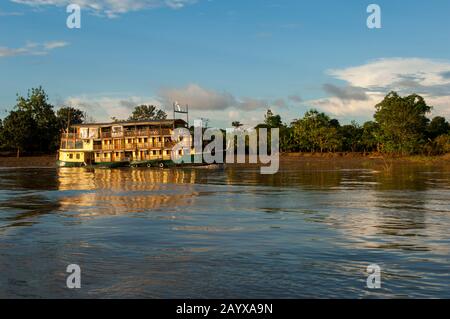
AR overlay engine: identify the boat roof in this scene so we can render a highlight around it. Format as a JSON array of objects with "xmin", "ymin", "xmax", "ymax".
[{"xmin": 72, "ymin": 119, "xmax": 187, "ymax": 128}]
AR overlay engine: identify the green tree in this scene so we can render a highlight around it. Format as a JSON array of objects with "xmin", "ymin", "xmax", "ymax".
[
  {"xmin": 264, "ymin": 109, "xmax": 282, "ymax": 128},
  {"xmin": 434, "ymin": 134, "xmax": 450, "ymax": 154},
  {"xmin": 374, "ymin": 92, "xmax": 431, "ymax": 155},
  {"xmin": 427, "ymin": 116, "xmax": 449, "ymax": 140},
  {"xmin": 340, "ymin": 121, "xmax": 363, "ymax": 152},
  {"xmin": 129, "ymin": 105, "xmax": 167, "ymax": 121},
  {"xmin": 424, "ymin": 134, "xmax": 450, "ymax": 155},
  {"xmin": 329, "ymin": 119, "xmax": 341, "ymax": 128},
  {"xmin": 14, "ymin": 87, "xmax": 59, "ymax": 153},
  {"xmin": 57, "ymin": 106, "xmax": 85, "ymax": 131},
  {"xmin": 279, "ymin": 125, "xmax": 295, "ymax": 152},
  {"xmin": 361, "ymin": 121, "xmax": 380, "ymax": 152},
  {"xmin": 318, "ymin": 126, "xmax": 341, "ymax": 152},
  {"xmin": 254, "ymin": 109, "xmax": 286, "ymax": 152},
  {"xmin": 2, "ymin": 109, "xmax": 37, "ymax": 157},
  {"xmin": 292, "ymin": 109, "xmax": 341, "ymax": 152}
]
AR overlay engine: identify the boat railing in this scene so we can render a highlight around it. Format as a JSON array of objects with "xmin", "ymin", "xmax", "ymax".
[
  {"xmin": 100, "ymin": 145, "xmax": 116, "ymax": 151},
  {"xmin": 124, "ymin": 129, "xmax": 172, "ymax": 137},
  {"xmin": 91, "ymin": 142, "xmax": 173, "ymax": 152},
  {"xmin": 100, "ymin": 132, "xmax": 112, "ymax": 138},
  {"xmin": 60, "ymin": 133, "xmax": 79, "ymax": 140},
  {"xmin": 60, "ymin": 140, "xmax": 84, "ymax": 150}
]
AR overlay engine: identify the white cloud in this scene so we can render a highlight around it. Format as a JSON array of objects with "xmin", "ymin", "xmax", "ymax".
[
  {"xmin": 63, "ymin": 95, "xmax": 162, "ymax": 122},
  {"xmin": 310, "ymin": 93, "xmax": 384, "ymax": 117},
  {"xmin": 0, "ymin": 9, "xmax": 23, "ymax": 16},
  {"xmin": 238, "ymin": 97, "xmax": 268, "ymax": 111},
  {"xmin": 288, "ymin": 95, "xmax": 302, "ymax": 103},
  {"xmin": 44, "ymin": 41, "xmax": 69, "ymax": 50},
  {"xmin": 309, "ymin": 58, "xmax": 450, "ymax": 118},
  {"xmin": 322, "ymin": 84, "xmax": 368, "ymax": 101},
  {"xmin": 157, "ymin": 83, "xmax": 302, "ymax": 127},
  {"xmin": 0, "ymin": 41, "xmax": 69, "ymax": 58},
  {"xmin": 158, "ymin": 83, "xmax": 236, "ymax": 111},
  {"xmin": 157, "ymin": 83, "xmax": 271, "ymax": 112},
  {"xmin": 11, "ymin": 0, "xmax": 198, "ymax": 18},
  {"xmin": 328, "ymin": 58, "xmax": 450, "ymax": 88}
]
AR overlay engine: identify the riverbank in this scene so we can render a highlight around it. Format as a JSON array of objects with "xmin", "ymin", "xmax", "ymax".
[
  {"xmin": 0, "ymin": 155, "xmax": 57, "ymax": 168},
  {"xmin": 0, "ymin": 153, "xmax": 449, "ymax": 168},
  {"xmin": 282, "ymin": 152, "xmax": 450, "ymax": 164}
]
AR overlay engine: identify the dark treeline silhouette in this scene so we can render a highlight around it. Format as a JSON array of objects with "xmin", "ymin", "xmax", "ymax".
[
  {"xmin": 0, "ymin": 88, "xmax": 449, "ymax": 157},
  {"xmin": 0, "ymin": 87, "xmax": 85, "ymax": 157},
  {"xmin": 0, "ymin": 87, "xmax": 169, "ymax": 157}
]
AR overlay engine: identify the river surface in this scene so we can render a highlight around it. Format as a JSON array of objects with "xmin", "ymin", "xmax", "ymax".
[{"xmin": 0, "ymin": 159, "xmax": 449, "ymax": 298}]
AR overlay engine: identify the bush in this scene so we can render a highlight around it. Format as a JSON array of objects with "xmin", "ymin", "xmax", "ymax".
[{"xmin": 424, "ymin": 134, "xmax": 450, "ymax": 155}]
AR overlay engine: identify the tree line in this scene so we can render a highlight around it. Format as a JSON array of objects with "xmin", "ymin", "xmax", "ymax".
[
  {"xmin": 0, "ymin": 87, "xmax": 449, "ymax": 156},
  {"xmin": 251, "ymin": 91, "xmax": 450, "ymax": 156},
  {"xmin": 0, "ymin": 87, "xmax": 168, "ymax": 157}
]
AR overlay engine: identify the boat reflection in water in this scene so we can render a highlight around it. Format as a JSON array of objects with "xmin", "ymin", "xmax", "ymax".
[{"xmin": 57, "ymin": 167, "xmax": 202, "ymax": 217}]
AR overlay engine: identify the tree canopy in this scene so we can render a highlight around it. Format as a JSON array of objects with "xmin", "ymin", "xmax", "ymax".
[
  {"xmin": 57, "ymin": 107, "xmax": 85, "ymax": 131},
  {"xmin": 0, "ymin": 87, "xmax": 86, "ymax": 156},
  {"xmin": 427, "ymin": 116, "xmax": 449, "ymax": 140},
  {"xmin": 374, "ymin": 92, "xmax": 432, "ymax": 154},
  {"xmin": 254, "ymin": 92, "xmax": 448, "ymax": 155},
  {"xmin": 291, "ymin": 109, "xmax": 341, "ymax": 152},
  {"xmin": 2, "ymin": 87, "xmax": 59, "ymax": 154},
  {"xmin": 264, "ymin": 109, "xmax": 282, "ymax": 128},
  {"xmin": 128, "ymin": 105, "xmax": 167, "ymax": 121},
  {"xmin": 2, "ymin": 109, "xmax": 37, "ymax": 157}
]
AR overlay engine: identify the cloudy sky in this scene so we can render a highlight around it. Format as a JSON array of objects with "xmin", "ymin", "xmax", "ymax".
[{"xmin": 1, "ymin": 0, "xmax": 450, "ymax": 127}]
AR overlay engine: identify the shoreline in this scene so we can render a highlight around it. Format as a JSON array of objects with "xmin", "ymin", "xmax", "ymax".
[
  {"xmin": 282, "ymin": 152, "xmax": 450, "ymax": 164},
  {"xmin": 0, "ymin": 155, "xmax": 57, "ymax": 168},
  {"xmin": 0, "ymin": 153, "xmax": 449, "ymax": 168}
]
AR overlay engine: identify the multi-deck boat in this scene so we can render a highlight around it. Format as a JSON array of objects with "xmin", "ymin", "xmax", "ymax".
[{"xmin": 57, "ymin": 119, "xmax": 189, "ymax": 168}]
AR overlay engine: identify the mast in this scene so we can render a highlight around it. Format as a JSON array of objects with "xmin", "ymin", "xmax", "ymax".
[
  {"xmin": 173, "ymin": 102, "xmax": 189, "ymax": 128},
  {"xmin": 173, "ymin": 102, "xmax": 190, "ymax": 159}
]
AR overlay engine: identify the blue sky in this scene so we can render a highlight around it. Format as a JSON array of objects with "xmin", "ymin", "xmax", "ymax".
[{"xmin": 1, "ymin": 0, "xmax": 450, "ymax": 127}]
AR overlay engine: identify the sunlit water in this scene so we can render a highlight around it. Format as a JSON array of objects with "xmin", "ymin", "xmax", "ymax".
[{"xmin": 0, "ymin": 159, "xmax": 449, "ymax": 298}]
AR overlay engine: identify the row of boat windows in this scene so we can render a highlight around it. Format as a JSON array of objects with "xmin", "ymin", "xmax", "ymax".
[
  {"xmin": 101, "ymin": 137, "xmax": 167, "ymax": 145},
  {"xmin": 95, "ymin": 150, "xmax": 174, "ymax": 158},
  {"xmin": 68, "ymin": 153, "xmax": 81, "ymax": 159}
]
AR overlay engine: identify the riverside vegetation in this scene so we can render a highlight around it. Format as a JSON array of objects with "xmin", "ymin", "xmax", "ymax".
[{"xmin": 0, "ymin": 87, "xmax": 449, "ymax": 159}]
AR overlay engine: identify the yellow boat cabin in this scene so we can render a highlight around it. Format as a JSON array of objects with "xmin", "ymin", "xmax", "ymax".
[{"xmin": 58, "ymin": 119, "xmax": 188, "ymax": 168}]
